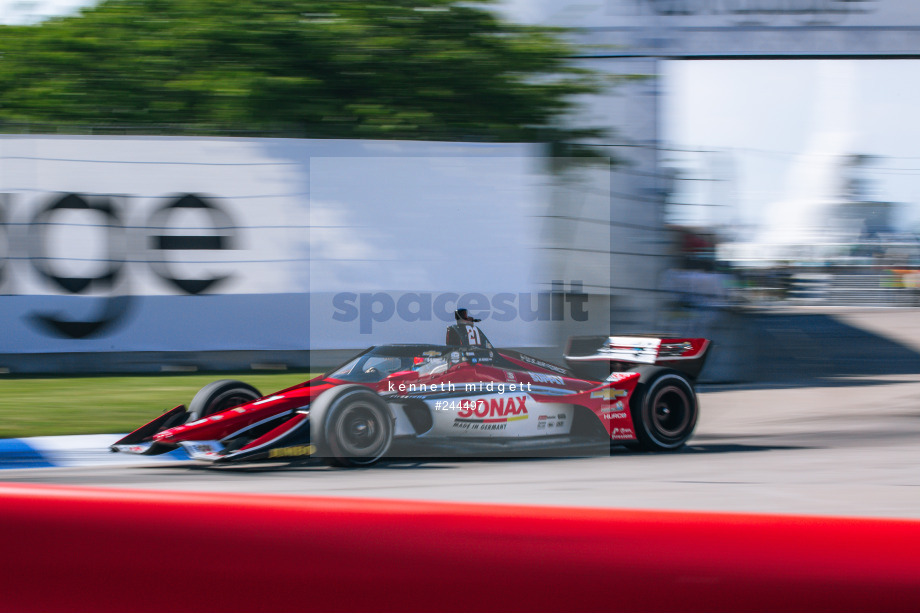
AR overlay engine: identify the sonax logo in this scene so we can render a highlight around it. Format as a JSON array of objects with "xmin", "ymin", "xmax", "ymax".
[{"xmin": 456, "ymin": 396, "xmax": 529, "ymax": 421}]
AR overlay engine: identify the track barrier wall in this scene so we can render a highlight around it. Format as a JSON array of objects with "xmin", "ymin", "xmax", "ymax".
[{"xmin": 0, "ymin": 483, "xmax": 918, "ymax": 612}]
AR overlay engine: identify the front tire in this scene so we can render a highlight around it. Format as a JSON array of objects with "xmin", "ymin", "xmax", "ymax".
[
  {"xmin": 186, "ymin": 379, "xmax": 262, "ymax": 422},
  {"xmin": 310, "ymin": 386, "xmax": 394, "ymax": 467},
  {"xmin": 629, "ymin": 368, "xmax": 698, "ymax": 451}
]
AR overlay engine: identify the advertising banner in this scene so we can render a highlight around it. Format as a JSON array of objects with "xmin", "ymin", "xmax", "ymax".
[
  {"xmin": 1, "ymin": 137, "xmax": 599, "ymax": 357},
  {"xmin": 1, "ymin": 135, "xmax": 311, "ymax": 354}
]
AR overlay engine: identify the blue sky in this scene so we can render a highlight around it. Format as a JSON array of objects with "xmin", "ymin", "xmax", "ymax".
[
  {"xmin": 664, "ymin": 59, "xmax": 920, "ymax": 237},
  {"xmin": 0, "ymin": 0, "xmax": 87, "ymax": 24}
]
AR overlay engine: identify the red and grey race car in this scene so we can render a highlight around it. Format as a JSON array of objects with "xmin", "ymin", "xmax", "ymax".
[{"xmin": 112, "ymin": 334, "xmax": 711, "ymax": 466}]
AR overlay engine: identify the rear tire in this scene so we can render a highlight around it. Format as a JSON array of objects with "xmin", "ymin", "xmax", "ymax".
[
  {"xmin": 629, "ymin": 368, "xmax": 698, "ymax": 451},
  {"xmin": 187, "ymin": 379, "xmax": 262, "ymax": 422}
]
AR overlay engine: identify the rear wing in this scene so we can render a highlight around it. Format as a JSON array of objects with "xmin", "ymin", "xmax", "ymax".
[{"xmin": 564, "ymin": 335, "xmax": 711, "ymax": 380}]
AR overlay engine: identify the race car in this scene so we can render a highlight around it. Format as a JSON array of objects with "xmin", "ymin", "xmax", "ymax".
[{"xmin": 112, "ymin": 333, "xmax": 711, "ymax": 466}]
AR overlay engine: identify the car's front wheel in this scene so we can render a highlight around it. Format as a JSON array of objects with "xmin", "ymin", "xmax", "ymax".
[
  {"xmin": 186, "ymin": 379, "xmax": 262, "ymax": 422},
  {"xmin": 310, "ymin": 385, "xmax": 394, "ymax": 467}
]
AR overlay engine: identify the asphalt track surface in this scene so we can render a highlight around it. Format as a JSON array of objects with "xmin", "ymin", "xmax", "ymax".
[{"xmin": 3, "ymin": 308, "xmax": 920, "ymax": 519}]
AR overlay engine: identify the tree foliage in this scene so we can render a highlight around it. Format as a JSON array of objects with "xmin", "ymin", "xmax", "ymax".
[{"xmin": 0, "ymin": 0, "xmax": 607, "ymax": 142}]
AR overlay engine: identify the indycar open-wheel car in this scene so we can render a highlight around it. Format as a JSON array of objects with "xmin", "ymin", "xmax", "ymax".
[{"xmin": 112, "ymin": 332, "xmax": 710, "ymax": 466}]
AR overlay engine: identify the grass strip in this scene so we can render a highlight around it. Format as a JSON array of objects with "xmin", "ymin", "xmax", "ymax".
[{"xmin": 0, "ymin": 372, "xmax": 318, "ymax": 439}]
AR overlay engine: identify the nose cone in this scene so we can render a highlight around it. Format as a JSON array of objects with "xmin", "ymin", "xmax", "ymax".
[
  {"xmin": 151, "ymin": 382, "xmax": 325, "ymax": 444},
  {"xmin": 153, "ymin": 426, "xmax": 184, "ymax": 443},
  {"xmin": 153, "ymin": 415, "xmax": 217, "ymax": 443}
]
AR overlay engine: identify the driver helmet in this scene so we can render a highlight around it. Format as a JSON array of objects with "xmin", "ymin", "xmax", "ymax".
[{"xmin": 454, "ymin": 308, "xmax": 481, "ymax": 323}]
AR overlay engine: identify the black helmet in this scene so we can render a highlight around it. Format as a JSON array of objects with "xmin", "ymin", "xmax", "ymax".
[{"xmin": 454, "ymin": 308, "xmax": 481, "ymax": 323}]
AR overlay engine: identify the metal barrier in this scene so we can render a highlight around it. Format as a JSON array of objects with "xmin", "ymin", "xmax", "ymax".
[{"xmin": 789, "ymin": 272, "xmax": 920, "ymax": 307}]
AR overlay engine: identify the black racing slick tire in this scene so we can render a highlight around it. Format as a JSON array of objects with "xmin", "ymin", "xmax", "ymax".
[
  {"xmin": 309, "ymin": 385, "xmax": 394, "ymax": 467},
  {"xmin": 628, "ymin": 367, "xmax": 698, "ymax": 451},
  {"xmin": 186, "ymin": 379, "xmax": 262, "ymax": 422}
]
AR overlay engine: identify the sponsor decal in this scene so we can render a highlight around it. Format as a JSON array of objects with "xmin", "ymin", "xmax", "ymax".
[
  {"xmin": 598, "ymin": 337, "xmax": 660, "ymax": 364},
  {"xmin": 659, "ymin": 341, "xmax": 693, "ymax": 357},
  {"xmin": 452, "ymin": 396, "xmax": 528, "ymax": 431},
  {"xmin": 602, "ymin": 400, "xmax": 626, "ymax": 412},
  {"xmin": 606, "ymin": 372, "xmax": 637, "ymax": 383},
  {"xmin": 537, "ymin": 413, "xmax": 567, "ymax": 430},
  {"xmin": 602, "ymin": 411, "xmax": 627, "ymax": 420},
  {"xmin": 537, "ymin": 414, "xmax": 567, "ymax": 429},
  {"xmin": 529, "ymin": 372, "xmax": 564, "ymax": 385},
  {"xmin": 452, "ymin": 420, "xmax": 512, "ymax": 431},
  {"xmin": 519, "ymin": 355, "xmax": 568, "ymax": 375},
  {"xmin": 268, "ymin": 444, "xmax": 316, "ymax": 458},
  {"xmin": 457, "ymin": 397, "xmax": 528, "ymax": 420},
  {"xmin": 591, "ymin": 388, "xmax": 628, "ymax": 401},
  {"xmin": 611, "ymin": 427, "xmax": 635, "ymax": 440}
]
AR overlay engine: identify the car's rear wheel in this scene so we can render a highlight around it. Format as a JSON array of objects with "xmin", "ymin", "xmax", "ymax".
[
  {"xmin": 187, "ymin": 379, "xmax": 262, "ymax": 422},
  {"xmin": 629, "ymin": 368, "xmax": 697, "ymax": 451},
  {"xmin": 316, "ymin": 387, "xmax": 394, "ymax": 467}
]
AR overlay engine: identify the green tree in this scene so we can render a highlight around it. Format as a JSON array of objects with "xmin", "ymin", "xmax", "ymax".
[{"xmin": 0, "ymin": 0, "xmax": 608, "ymax": 144}]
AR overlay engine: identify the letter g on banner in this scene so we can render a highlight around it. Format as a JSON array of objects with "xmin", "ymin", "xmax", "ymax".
[
  {"xmin": 30, "ymin": 194, "xmax": 123, "ymax": 294},
  {"xmin": 27, "ymin": 193, "xmax": 132, "ymax": 339}
]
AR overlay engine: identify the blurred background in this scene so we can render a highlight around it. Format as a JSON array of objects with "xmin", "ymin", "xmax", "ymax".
[{"xmin": 1, "ymin": 0, "xmax": 918, "ymax": 385}]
